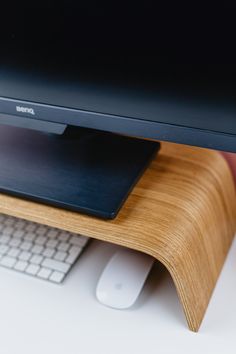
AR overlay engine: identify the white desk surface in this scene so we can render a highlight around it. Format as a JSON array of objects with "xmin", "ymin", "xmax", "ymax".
[{"xmin": 0, "ymin": 236, "xmax": 236, "ymax": 354}]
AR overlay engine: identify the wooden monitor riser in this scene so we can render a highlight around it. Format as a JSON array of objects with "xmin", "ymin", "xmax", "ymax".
[{"xmin": 0, "ymin": 142, "xmax": 235, "ymax": 331}]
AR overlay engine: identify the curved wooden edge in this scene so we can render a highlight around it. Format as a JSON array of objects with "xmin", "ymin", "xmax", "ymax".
[{"xmin": 0, "ymin": 142, "xmax": 235, "ymax": 331}]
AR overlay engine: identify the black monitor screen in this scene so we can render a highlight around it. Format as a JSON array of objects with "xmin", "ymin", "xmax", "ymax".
[{"xmin": 0, "ymin": 2, "xmax": 236, "ymax": 150}]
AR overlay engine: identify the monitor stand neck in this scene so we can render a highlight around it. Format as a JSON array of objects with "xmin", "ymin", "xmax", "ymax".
[{"xmin": 0, "ymin": 113, "xmax": 67, "ymax": 135}]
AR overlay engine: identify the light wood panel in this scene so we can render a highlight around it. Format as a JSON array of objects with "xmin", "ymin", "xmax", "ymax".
[{"xmin": 0, "ymin": 142, "xmax": 235, "ymax": 331}]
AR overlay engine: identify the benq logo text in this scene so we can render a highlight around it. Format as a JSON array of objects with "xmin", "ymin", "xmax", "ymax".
[{"xmin": 16, "ymin": 106, "xmax": 35, "ymax": 116}]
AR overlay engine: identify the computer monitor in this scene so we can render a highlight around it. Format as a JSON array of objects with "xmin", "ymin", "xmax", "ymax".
[
  {"xmin": 0, "ymin": 2, "xmax": 236, "ymax": 152},
  {"xmin": 0, "ymin": 3, "xmax": 235, "ymax": 219}
]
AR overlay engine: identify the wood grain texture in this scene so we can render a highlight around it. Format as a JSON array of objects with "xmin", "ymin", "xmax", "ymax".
[{"xmin": 0, "ymin": 142, "xmax": 235, "ymax": 331}]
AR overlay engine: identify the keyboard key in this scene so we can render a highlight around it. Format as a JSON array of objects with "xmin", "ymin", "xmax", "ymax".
[
  {"xmin": 36, "ymin": 225, "xmax": 48, "ymax": 236},
  {"xmin": 58, "ymin": 242, "xmax": 70, "ymax": 252},
  {"xmin": 43, "ymin": 248, "xmax": 55, "ymax": 258},
  {"xmin": 69, "ymin": 245, "xmax": 83, "ymax": 255},
  {"xmin": 58, "ymin": 231, "xmax": 70, "ymax": 242},
  {"xmin": 25, "ymin": 223, "xmax": 37, "ymax": 232},
  {"xmin": 4, "ymin": 217, "xmax": 16, "ymax": 226},
  {"xmin": 14, "ymin": 260, "xmax": 28, "ymax": 272},
  {"xmin": 54, "ymin": 251, "xmax": 67, "ymax": 262},
  {"xmin": 66, "ymin": 247, "xmax": 83, "ymax": 264},
  {"xmin": 31, "ymin": 245, "xmax": 44, "ymax": 254},
  {"xmin": 26, "ymin": 264, "xmax": 40, "ymax": 275},
  {"xmin": 24, "ymin": 232, "xmax": 36, "ymax": 242},
  {"xmin": 42, "ymin": 258, "xmax": 70, "ymax": 273},
  {"xmin": 37, "ymin": 267, "xmax": 52, "ymax": 279},
  {"xmin": 20, "ymin": 241, "xmax": 33, "ymax": 251},
  {"xmin": 8, "ymin": 247, "xmax": 21, "ymax": 258},
  {"xmin": 70, "ymin": 235, "xmax": 89, "ymax": 247},
  {"xmin": 0, "ymin": 256, "xmax": 16, "ymax": 268},
  {"xmin": 13, "ymin": 229, "xmax": 25, "ymax": 239},
  {"xmin": 19, "ymin": 251, "xmax": 31, "ymax": 261},
  {"xmin": 47, "ymin": 229, "xmax": 59, "ymax": 238},
  {"xmin": 9, "ymin": 238, "xmax": 21, "ymax": 248},
  {"xmin": 35, "ymin": 235, "xmax": 47, "ymax": 245},
  {"xmin": 3, "ymin": 226, "xmax": 14, "ymax": 235},
  {"xmin": 0, "ymin": 244, "xmax": 9, "ymax": 255},
  {"xmin": 0, "ymin": 235, "xmax": 10, "ymax": 244},
  {"xmin": 46, "ymin": 239, "xmax": 58, "ymax": 248},
  {"xmin": 14, "ymin": 220, "xmax": 26, "ymax": 229},
  {"xmin": 30, "ymin": 255, "xmax": 43, "ymax": 265},
  {"xmin": 49, "ymin": 271, "xmax": 65, "ymax": 283}
]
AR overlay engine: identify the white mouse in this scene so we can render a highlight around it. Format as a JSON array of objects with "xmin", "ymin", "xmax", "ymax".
[{"xmin": 96, "ymin": 248, "xmax": 155, "ymax": 309}]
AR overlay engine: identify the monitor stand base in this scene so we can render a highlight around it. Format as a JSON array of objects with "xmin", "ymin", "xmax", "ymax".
[{"xmin": 0, "ymin": 125, "xmax": 160, "ymax": 219}]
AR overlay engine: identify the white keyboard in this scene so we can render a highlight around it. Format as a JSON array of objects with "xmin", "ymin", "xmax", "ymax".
[{"xmin": 0, "ymin": 214, "xmax": 90, "ymax": 283}]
